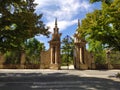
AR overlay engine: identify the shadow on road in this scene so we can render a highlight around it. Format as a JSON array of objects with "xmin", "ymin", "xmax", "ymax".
[{"xmin": 0, "ymin": 72, "xmax": 120, "ymax": 90}]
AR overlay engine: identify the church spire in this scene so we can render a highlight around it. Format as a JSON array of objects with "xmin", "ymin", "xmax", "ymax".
[
  {"xmin": 75, "ymin": 19, "xmax": 80, "ymax": 34},
  {"xmin": 54, "ymin": 18, "xmax": 59, "ymax": 34},
  {"xmin": 78, "ymin": 19, "xmax": 80, "ymax": 28},
  {"xmin": 55, "ymin": 18, "xmax": 57, "ymax": 27}
]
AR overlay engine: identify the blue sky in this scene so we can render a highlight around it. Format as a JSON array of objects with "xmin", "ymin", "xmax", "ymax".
[{"xmin": 34, "ymin": 0, "xmax": 101, "ymax": 49}]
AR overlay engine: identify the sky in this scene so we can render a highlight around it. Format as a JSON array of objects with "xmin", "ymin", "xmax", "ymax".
[{"xmin": 34, "ymin": 0, "xmax": 101, "ymax": 49}]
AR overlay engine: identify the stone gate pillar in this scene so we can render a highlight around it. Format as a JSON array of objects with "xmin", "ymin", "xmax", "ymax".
[
  {"xmin": 49, "ymin": 18, "xmax": 62, "ymax": 70},
  {"xmin": 74, "ymin": 20, "xmax": 88, "ymax": 70}
]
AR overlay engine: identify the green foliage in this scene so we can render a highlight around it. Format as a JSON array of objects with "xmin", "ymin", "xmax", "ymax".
[
  {"xmin": 61, "ymin": 35, "xmax": 74, "ymax": 65},
  {"xmin": 4, "ymin": 38, "xmax": 45, "ymax": 65},
  {"xmin": 90, "ymin": 0, "xmax": 113, "ymax": 4},
  {"xmin": 85, "ymin": 0, "xmax": 120, "ymax": 50},
  {"xmin": 88, "ymin": 40, "xmax": 106, "ymax": 64},
  {"xmin": 61, "ymin": 54, "xmax": 73, "ymax": 66},
  {"xmin": 4, "ymin": 50, "xmax": 21, "ymax": 64},
  {"xmin": 90, "ymin": 0, "xmax": 102, "ymax": 3},
  {"xmin": 78, "ymin": 0, "xmax": 120, "ymax": 64},
  {"xmin": 0, "ymin": 0, "xmax": 50, "ymax": 52},
  {"xmin": 110, "ymin": 51, "xmax": 120, "ymax": 64},
  {"xmin": 24, "ymin": 38, "xmax": 45, "ymax": 64}
]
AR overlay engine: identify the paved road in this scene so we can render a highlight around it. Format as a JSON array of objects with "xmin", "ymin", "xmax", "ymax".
[{"xmin": 0, "ymin": 69, "xmax": 120, "ymax": 90}]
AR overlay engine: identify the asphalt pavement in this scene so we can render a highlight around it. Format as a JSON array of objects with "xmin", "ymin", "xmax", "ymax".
[{"xmin": 0, "ymin": 69, "xmax": 120, "ymax": 90}]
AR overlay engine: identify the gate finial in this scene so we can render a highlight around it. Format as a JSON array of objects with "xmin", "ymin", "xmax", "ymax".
[
  {"xmin": 78, "ymin": 19, "xmax": 80, "ymax": 28},
  {"xmin": 55, "ymin": 18, "xmax": 57, "ymax": 27}
]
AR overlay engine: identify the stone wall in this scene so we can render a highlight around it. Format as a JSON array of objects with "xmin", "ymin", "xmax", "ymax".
[
  {"xmin": 40, "ymin": 49, "xmax": 50, "ymax": 69},
  {"xmin": 0, "ymin": 53, "xmax": 5, "ymax": 69},
  {"xmin": 112, "ymin": 64, "xmax": 120, "ymax": 69},
  {"xmin": 85, "ymin": 50, "xmax": 96, "ymax": 69},
  {"xmin": 3, "ymin": 64, "xmax": 20, "ymax": 69}
]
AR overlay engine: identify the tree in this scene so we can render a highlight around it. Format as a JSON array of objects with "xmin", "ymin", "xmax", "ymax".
[
  {"xmin": 24, "ymin": 38, "xmax": 45, "ymax": 64},
  {"xmin": 61, "ymin": 35, "xmax": 74, "ymax": 66},
  {"xmin": 77, "ymin": 0, "xmax": 120, "ymax": 64},
  {"xmin": 4, "ymin": 50, "xmax": 21, "ymax": 64},
  {"xmin": 90, "ymin": 0, "xmax": 113, "ymax": 4},
  {"xmin": 4, "ymin": 38, "xmax": 45, "ymax": 65},
  {"xmin": 78, "ymin": 16, "xmax": 107, "ymax": 64},
  {"xmin": 80, "ymin": 0, "xmax": 120, "ymax": 51},
  {"xmin": 0, "ymin": 0, "xmax": 50, "ymax": 52},
  {"xmin": 88, "ymin": 40, "xmax": 106, "ymax": 64},
  {"xmin": 110, "ymin": 51, "xmax": 120, "ymax": 64}
]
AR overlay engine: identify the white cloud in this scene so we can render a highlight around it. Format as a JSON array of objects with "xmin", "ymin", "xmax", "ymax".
[
  {"xmin": 34, "ymin": 0, "xmax": 91, "ymax": 32},
  {"xmin": 80, "ymin": 1, "xmax": 91, "ymax": 10},
  {"xmin": 33, "ymin": 0, "xmax": 101, "ymax": 49}
]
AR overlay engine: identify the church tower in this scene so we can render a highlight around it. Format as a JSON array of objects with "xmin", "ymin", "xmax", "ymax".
[{"xmin": 49, "ymin": 18, "xmax": 62, "ymax": 69}]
